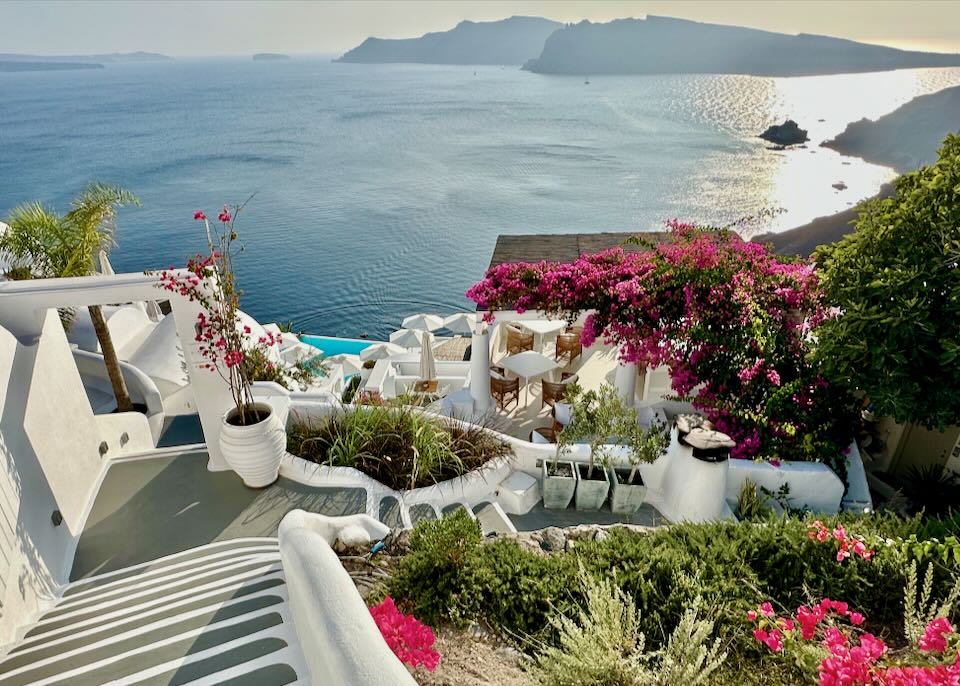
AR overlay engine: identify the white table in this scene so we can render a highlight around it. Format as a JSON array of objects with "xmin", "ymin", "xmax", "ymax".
[
  {"xmin": 500, "ymin": 350, "xmax": 560, "ymax": 405},
  {"xmin": 516, "ymin": 319, "xmax": 567, "ymax": 352}
]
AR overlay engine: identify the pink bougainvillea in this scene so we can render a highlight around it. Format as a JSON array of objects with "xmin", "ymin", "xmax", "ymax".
[
  {"xmin": 808, "ymin": 521, "xmax": 875, "ymax": 563},
  {"xmin": 467, "ymin": 221, "xmax": 857, "ymax": 466},
  {"xmin": 370, "ymin": 596, "xmax": 441, "ymax": 672},
  {"xmin": 157, "ymin": 206, "xmax": 280, "ymax": 423},
  {"xmin": 749, "ymin": 600, "xmax": 960, "ymax": 686}
]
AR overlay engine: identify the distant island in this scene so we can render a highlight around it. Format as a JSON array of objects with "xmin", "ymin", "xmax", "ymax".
[
  {"xmin": 336, "ymin": 16, "xmax": 561, "ymax": 65},
  {"xmin": 823, "ymin": 85, "xmax": 960, "ymax": 172},
  {"xmin": 523, "ymin": 16, "xmax": 960, "ymax": 76},
  {"xmin": 0, "ymin": 61, "xmax": 104, "ymax": 72},
  {"xmin": 253, "ymin": 53, "xmax": 290, "ymax": 61},
  {"xmin": 0, "ymin": 51, "xmax": 171, "ymax": 63}
]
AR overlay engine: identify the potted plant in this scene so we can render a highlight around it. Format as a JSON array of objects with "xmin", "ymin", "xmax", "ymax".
[
  {"xmin": 158, "ymin": 203, "xmax": 286, "ymax": 488},
  {"xmin": 360, "ymin": 359, "xmax": 376, "ymax": 383},
  {"xmin": 559, "ymin": 384, "xmax": 624, "ymax": 511},
  {"xmin": 608, "ymin": 418, "xmax": 669, "ymax": 515},
  {"xmin": 541, "ymin": 453, "xmax": 578, "ymax": 510}
]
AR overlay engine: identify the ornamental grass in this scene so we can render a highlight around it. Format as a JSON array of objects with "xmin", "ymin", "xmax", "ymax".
[{"xmin": 287, "ymin": 405, "xmax": 511, "ymax": 491}]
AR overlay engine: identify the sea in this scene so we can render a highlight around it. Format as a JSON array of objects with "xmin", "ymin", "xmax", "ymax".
[{"xmin": 2, "ymin": 58, "xmax": 959, "ymax": 339}]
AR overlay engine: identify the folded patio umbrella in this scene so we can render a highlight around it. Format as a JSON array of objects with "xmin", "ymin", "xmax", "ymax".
[{"xmin": 419, "ymin": 332, "xmax": 437, "ymax": 380}]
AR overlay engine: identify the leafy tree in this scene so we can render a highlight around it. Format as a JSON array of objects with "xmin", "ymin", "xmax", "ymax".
[
  {"xmin": 1, "ymin": 182, "xmax": 140, "ymax": 412},
  {"xmin": 814, "ymin": 134, "xmax": 960, "ymax": 430}
]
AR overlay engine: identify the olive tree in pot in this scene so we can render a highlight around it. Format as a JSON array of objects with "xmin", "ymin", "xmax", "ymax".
[
  {"xmin": 558, "ymin": 384, "xmax": 628, "ymax": 511},
  {"xmin": 608, "ymin": 418, "xmax": 669, "ymax": 515},
  {"xmin": 158, "ymin": 203, "xmax": 286, "ymax": 488}
]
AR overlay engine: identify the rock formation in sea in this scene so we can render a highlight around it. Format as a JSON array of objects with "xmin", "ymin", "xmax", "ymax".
[
  {"xmin": 336, "ymin": 16, "xmax": 562, "ymax": 65},
  {"xmin": 823, "ymin": 85, "xmax": 960, "ymax": 172},
  {"xmin": 0, "ymin": 61, "xmax": 105, "ymax": 72},
  {"xmin": 523, "ymin": 16, "xmax": 960, "ymax": 76},
  {"xmin": 759, "ymin": 120, "xmax": 809, "ymax": 146},
  {"xmin": 0, "ymin": 52, "xmax": 172, "ymax": 63}
]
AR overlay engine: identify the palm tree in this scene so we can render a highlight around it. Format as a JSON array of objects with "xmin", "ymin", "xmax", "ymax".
[{"xmin": 1, "ymin": 182, "xmax": 140, "ymax": 412}]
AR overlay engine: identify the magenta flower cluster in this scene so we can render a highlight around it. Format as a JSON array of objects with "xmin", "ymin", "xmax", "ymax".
[
  {"xmin": 750, "ymin": 600, "xmax": 960, "ymax": 686},
  {"xmin": 808, "ymin": 521, "xmax": 876, "ymax": 563},
  {"xmin": 369, "ymin": 596, "xmax": 441, "ymax": 672},
  {"xmin": 467, "ymin": 221, "xmax": 856, "ymax": 465}
]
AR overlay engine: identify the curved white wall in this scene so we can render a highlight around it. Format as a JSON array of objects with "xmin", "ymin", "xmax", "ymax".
[{"xmin": 278, "ymin": 511, "xmax": 417, "ymax": 686}]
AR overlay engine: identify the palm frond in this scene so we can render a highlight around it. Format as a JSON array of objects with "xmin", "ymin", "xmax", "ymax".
[
  {"xmin": 60, "ymin": 182, "xmax": 140, "ymax": 277},
  {"xmin": 1, "ymin": 202, "xmax": 63, "ymax": 276}
]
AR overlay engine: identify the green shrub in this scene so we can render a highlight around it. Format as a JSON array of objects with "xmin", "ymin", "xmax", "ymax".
[
  {"xmin": 388, "ymin": 512, "xmax": 960, "ymax": 662},
  {"xmin": 389, "ymin": 510, "xmax": 484, "ymax": 625}
]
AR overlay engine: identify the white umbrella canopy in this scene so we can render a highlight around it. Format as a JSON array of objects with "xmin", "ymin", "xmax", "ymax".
[
  {"xmin": 419, "ymin": 332, "xmax": 437, "ymax": 380},
  {"xmin": 327, "ymin": 353, "xmax": 363, "ymax": 376},
  {"xmin": 389, "ymin": 328, "xmax": 425, "ymax": 348},
  {"xmin": 443, "ymin": 312, "xmax": 478, "ymax": 335},
  {"xmin": 402, "ymin": 313, "xmax": 444, "ymax": 331},
  {"xmin": 360, "ymin": 342, "xmax": 407, "ymax": 362}
]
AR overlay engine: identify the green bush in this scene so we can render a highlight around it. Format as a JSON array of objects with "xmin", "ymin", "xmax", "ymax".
[{"xmin": 388, "ymin": 511, "xmax": 960, "ymax": 661}]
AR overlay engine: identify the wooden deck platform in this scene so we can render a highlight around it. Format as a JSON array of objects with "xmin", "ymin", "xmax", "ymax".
[{"xmin": 487, "ymin": 231, "xmax": 671, "ymax": 270}]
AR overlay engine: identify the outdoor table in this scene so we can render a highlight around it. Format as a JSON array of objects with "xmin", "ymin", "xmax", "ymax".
[
  {"xmin": 500, "ymin": 350, "xmax": 561, "ymax": 405},
  {"xmin": 516, "ymin": 319, "xmax": 567, "ymax": 352}
]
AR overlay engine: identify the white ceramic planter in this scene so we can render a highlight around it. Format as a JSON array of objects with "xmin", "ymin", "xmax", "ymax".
[
  {"xmin": 575, "ymin": 463, "xmax": 610, "ymax": 511},
  {"xmin": 608, "ymin": 467, "xmax": 647, "ymax": 514},
  {"xmin": 541, "ymin": 460, "xmax": 577, "ymax": 510},
  {"xmin": 219, "ymin": 402, "xmax": 287, "ymax": 488}
]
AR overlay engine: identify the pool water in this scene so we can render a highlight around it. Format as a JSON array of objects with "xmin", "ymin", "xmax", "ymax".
[{"xmin": 300, "ymin": 335, "xmax": 376, "ymax": 357}]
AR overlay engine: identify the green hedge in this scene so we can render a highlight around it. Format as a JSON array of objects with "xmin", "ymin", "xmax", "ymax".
[{"xmin": 388, "ymin": 511, "xmax": 959, "ymax": 655}]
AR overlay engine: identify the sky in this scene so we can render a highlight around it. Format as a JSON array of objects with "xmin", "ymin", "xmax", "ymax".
[{"xmin": 1, "ymin": 0, "xmax": 959, "ymax": 57}]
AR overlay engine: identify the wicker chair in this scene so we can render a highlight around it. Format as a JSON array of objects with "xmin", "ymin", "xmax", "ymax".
[
  {"xmin": 555, "ymin": 332, "xmax": 582, "ymax": 364},
  {"xmin": 491, "ymin": 375, "xmax": 520, "ymax": 410},
  {"xmin": 506, "ymin": 327, "xmax": 534, "ymax": 354},
  {"xmin": 540, "ymin": 372, "xmax": 578, "ymax": 409}
]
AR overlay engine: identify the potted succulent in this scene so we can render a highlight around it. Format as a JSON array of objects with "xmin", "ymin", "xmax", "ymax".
[
  {"xmin": 608, "ymin": 419, "xmax": 669, "ymax": 515},
  {"xmin": 158, "ymin": 203, "xmax": 286, "ymax": 488}
]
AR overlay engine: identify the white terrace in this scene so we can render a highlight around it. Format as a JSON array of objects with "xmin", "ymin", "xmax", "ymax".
[{"xmin": 0, "ymin": 269, "xmax": 871, "ymax": 684}]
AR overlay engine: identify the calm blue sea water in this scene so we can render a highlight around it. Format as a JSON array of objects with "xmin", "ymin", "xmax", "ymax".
[{"xmin": 2, "ymin": 59, "xmax": 959, "ymax": 338}]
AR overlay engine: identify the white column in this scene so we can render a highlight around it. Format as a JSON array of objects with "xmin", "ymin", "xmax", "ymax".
[
  {"xmin": 614, "ymin": 359, "xmax": 638, "ymax": 407},
  {"xmin": 168, "ymin": 294, "xmax": 234, "ymax": 472},
  {"xmin": 470, "ymin": 327, "xmax": 492, "ymax": 412}
]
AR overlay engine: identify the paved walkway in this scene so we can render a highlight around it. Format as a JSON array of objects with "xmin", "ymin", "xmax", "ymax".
[{"xmin": 72, "ymin": 452, "xmax": 365, "ymax": 580}]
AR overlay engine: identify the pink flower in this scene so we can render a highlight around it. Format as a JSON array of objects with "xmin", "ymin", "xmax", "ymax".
[
  {"xmin": 849, "ymin": 612, "xmax": 865, "ymax": 626},
  {"xmin": 218, "ymin": 205, "xmax": 232, "ymax": 222},
  {"xmin": 919, "ymin": 617, "xmax": 954, "ymax": 653},
  {"xmin": 194, "ymin": 210, "xmax": 206, "ymax": 221},
  {"xmin": 760, "ymin": 602, "xmax": 775, "ymax": 618},
  {"xmin": 747, "ymin": 610, "xmax": 758, "ymax": 621},
  {"xmin": 370, "ymin": 597, "xmax": 441, "ymax": 671}
]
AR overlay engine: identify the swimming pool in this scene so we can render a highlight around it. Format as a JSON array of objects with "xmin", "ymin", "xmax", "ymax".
[{"xmin": 300, "ymin": 335, "xmax": 377, "ymax": 357}]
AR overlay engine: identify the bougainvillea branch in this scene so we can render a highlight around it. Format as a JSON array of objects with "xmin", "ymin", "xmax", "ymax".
[
  {"xmin": 158, "ymin": 202, "xmax": 280, "ymax": 424},
  {"xmin": 467, "ymin": 221, "xmax": 857, "ymax": 467}
]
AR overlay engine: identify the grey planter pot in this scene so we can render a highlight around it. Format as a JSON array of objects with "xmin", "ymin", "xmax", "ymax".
[
  {"xmin": 575, "ymin": 463, "xmax": 610, "ymax": 511},
  {"xmin": 541, "ymin": 460, "xmax": 577, "ymax": 510},
  {"xmin": 608, "ymin": 467, "xmax": 647, "ymax": 515}
]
